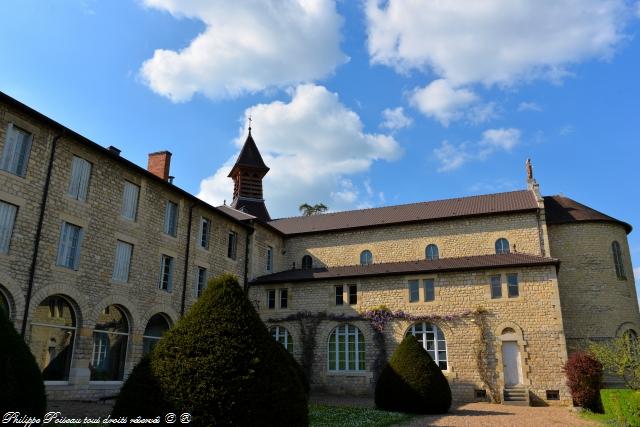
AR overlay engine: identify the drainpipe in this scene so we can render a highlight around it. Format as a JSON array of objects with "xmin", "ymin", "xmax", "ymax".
[
  {"xmin": 180, "ymin": 204, "xmax": 195, "ymax": 317},
  {"xmin": 243, "ymin": 223, "xmax": 255, "ymax": 293},
  {"xmin": 22, "ymin": 131, "xmax": 64, "ymax": 337}
]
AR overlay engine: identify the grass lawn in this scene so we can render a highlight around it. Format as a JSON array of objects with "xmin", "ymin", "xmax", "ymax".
[{"xmin": 309, "ymin": 404, "xmax": 414, "ymax": 427}]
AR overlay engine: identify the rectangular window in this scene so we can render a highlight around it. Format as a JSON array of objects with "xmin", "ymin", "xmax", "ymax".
[
  {"xmin": 507, "ymin": 273, "xmax": 519, "ymax": 298},
  {"xmin": 67, "ymin": 156, "xmax": 92, "ymax": 201},
  {"xmin": 335, "ymin": 285, "xmax": 344, "ymax": 306},
  {"xmin": 267, "ymin": 289, "xmax": 276, "ymax": 309},
  {"xmin": 199, "ymin": 217, "xmax": 210, "ymax": 249},
  {"xmin": 159, "ymin": 255, "xmax": 174, "ymax": 291},
  {"xmin": 546, "ymin": 390, "xmax": 560, "ymax": 400},
  {"xmin": 196, "ymin": 267, "xmax": 207, "ymax": 298},
  {"xmin": 112, "ymin": 240, "xmax": 133, "ymax": 283},
  {"xmin": 266, "ymin": 246, "xmax": 273, "ymax": 272},
  {"xmin": 56, "ymin": 222, "xmax": 83, "ymax": 270},
  {"xmin": 409, "ymin": 280, "xmax": 419, "ymax": 302},
  {"xmin": 424, "ymin": 279, "xmax": 435, "ymax": 302},
  {"xmin": 348, "ymin": 284, "xmax": 358, "ymax": 305},
  {"xmin": 279, "ymin": 288, "xmax": 288, "ymax": 309},
  {"xmin": 490, "ymin": 275, "xmax": 502, "ymax": 299},
  {"xmin": 164, "ymin": 201, "xmax": 178, "ymax": 236},
  {"xmin": 121, "ymin": 181, "xmax": 140, "ymax": 220},
  {"xmin": 0, "ymin": 201, "xmax": 18, "ymax": 253},
  {"xmin": 227, "ymin": 231, "xmax": 237, "ymax": 259},
  {"xmin": 0, "ymin": 124, "xmax": 32, "ymax": 177}
]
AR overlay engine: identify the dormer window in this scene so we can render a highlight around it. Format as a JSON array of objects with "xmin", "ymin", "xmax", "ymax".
[
  {"xmin": 495, "ymin": 238, "xmax": 510, "ymax": 255},
  {"xmin": 301, "ymin": 255, "xmax": 312, "ymax": 270},
  {"xmin": 360, "ymin": 250, "xmax": 373, "ymax": 266}
]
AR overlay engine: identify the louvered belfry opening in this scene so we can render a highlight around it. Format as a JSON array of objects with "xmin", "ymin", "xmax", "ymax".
[{"xmin": 228, "ymin": 128, "xmax": 271, "ymax": 221}]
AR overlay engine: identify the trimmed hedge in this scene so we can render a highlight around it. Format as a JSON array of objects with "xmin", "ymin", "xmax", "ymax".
[
  {"xmin": 0, "ymin": 307, "xmax": 47, "ymax": 418},
  {"xmin": 563, "ymin": 352, "xmax": 603, "ymax": 412},
  {"xmin": 601, "ymin": 389, "xmax": 640, "ymax": 427},
  {"xmin": 113, "ymin": 273, "xmax": 308, "ymax": 427},
  {"xmin": 375, "ymin": 334, "xmax": 451, "ymax": 414}
]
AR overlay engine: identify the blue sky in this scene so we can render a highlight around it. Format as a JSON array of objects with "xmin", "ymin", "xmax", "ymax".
[{"xmin": 1, "ymin": 0, "xmax": 639, "ymax": 289}]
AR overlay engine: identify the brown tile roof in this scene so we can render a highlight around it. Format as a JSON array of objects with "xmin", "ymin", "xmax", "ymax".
[
  {"xmin": 251, "ymin": 253, "xmax": 558, "ymax": 285},
  {"xmin": 268, "ymin": 190, "xmax": 538, "ymax": 235},
  {"xmin": 544, "ymin": 195, "xmax": 632, "ymax": 233},
  {"xmin": 217, "ymin": 204, "xmax": 256, "ymax": 221}
]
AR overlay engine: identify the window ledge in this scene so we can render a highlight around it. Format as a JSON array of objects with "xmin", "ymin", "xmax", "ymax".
[
  {"xmin": 0, "ymin": 169, "xmax": 26, "ymax": 181},
  {"xmin": 327, "ymin": 371, "xmax": 372, "ymax": 378},
  {"xmin": 44, "ymin": 381, "xmax": 70, "ymax": 386},
  {"xmin": 110, "ymin": 279, "xmax": 132, "ymax": 286},
  {"xmin": 51, "ymin": 264, "xmax": 79, "ymax": 274}
]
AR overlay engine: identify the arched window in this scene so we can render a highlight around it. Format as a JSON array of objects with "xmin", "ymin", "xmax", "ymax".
[
  {"xmin": 612, "ymin": 241, "xmax": 626, "ymax": 280},
  {"xmin": 360, "ymin": 250, "xmax": 373, "ymax": 266},
  {"xmin": 142, "ymin": 313, "xmax": 171, "ymax": 356},
  {"xmin": 0, "ymin": 287, "xmax": 10, "ymax": 318},
  {"xmin": 271, "ymin": 326, "xmax": 293, "ymax": 353},
  {"xmin": 328, "ymin": 324, "xmax": 365, "ymax": 371},
  {"xmin": 30, "ymin": 296, "xmax": 77, "ymax": 381},
  {"xmin": 425, "ymin": 244, "xmax": 439, "ymax": 260},
  {"xmin": 495, "ymin": 238, "xmax": 510, "ymax": 255},
  {"xmin": 90, "ymin": 305, "xmax": 129, "ymax": 381},
  {"xmin": 301, "ymin": 255, "xmax": 313, "ymax": 270},
  {"xmin": 407, "ymin": 322, "xmax": 448, "ymax": 370}
]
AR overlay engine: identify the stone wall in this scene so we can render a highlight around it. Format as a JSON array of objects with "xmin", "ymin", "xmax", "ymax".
[
  {"xmin": 249, "ymin": 264, "xmax": 571, "ymax": 405},
  {"xmin": 283, "ymin": 212, "xmax": 544, "ymax": 269},
  {"xmin": 548, "ymin": 222, "xmax": 640, "ymax": 353}
]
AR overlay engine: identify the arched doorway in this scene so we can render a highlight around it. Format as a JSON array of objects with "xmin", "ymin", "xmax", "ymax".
[
  {"xmin": 90, "ymin": 305, "xmax": 129, "ymax": 381},
  {"xmin": 142, "ymin": 313, "xmax": 171, "ymax": 356},
  {"xmin": 30, "ymin": 295, "xmax": 78, "ymax": 381}
]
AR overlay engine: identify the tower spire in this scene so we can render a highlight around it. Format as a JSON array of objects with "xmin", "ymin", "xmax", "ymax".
[{"xmin": 227, "ymin": 127, "xmax": 271, "ymax": 221}]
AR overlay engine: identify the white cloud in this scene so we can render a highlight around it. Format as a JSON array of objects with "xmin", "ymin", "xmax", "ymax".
[
  {"xmin": 434, "ymin": 128, "xmax": 521, "ymax": 172},
  {"xmin": 410, "ymin": 79, "xmax": 496, "ymax": 126},
  {"xmin": 366, "ymin": 0, "xmax": 630, "ymax": 87},
  {"xmin": 381, "ymin": 107, "xmax": 413, "ymax": 130},
  {"xmin": 197, "ymin": 84, "xmax": 402, "ymax": 217},
  {"xmin": 518, "ymin": 101, "xmax": 542, "ymax": 112},
  {"xmin": 140, "ymin": 0, "xmax": 346, "ymax": 102}
]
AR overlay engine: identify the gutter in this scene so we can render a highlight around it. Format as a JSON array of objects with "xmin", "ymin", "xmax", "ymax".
[
  {"xmin": 22, "ymin": 131, "xmax": 64, "ymax": 336},
  {"xmin": 180, "ymin": 204, "xmax": 195, "ymax": 317},
  {"xmin": 243, "ymin": 223, "xmax": 255, "ymax": 293}
]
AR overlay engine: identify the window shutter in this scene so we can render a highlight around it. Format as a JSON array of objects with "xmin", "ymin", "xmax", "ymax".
[
  {"xmin": 122, "ymin": 182, "xmax": 139, "ymax": 219},
  {"xmin": 0, "ymin": 201, "xmax": 17, "ymax": 253},
  {"xmin": 0, "ymin": 124, "xmax": 17, "ymax": 172},
  {"xmin": 57, "ymin": 223, "xmax": 70, "ymax": 266},
  {"xmin": 167, "ymin": 257, "xmax": 174, "ymax": 291},
  {"xmin": 77, "ymin": 158, "xmax": 92, "ymax": 201},
  {"xmin": 15, "ymin": 131, "xmax": 33, "ymax": 177},
  {"xmin": 72, "ymin": 227, "xmax": 84, "ymax": 270}
]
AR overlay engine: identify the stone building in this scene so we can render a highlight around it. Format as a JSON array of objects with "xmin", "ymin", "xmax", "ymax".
[{"xmin": 0, "ymin": 91, "xmax": 637, "ymax": 405}]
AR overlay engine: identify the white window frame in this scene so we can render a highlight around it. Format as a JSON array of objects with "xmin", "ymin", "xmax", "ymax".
[
  {"xmin": 328, "ymin": 324, "xmax": 366, "ymax": 372},
  {"xmin": 271, "ymin": 326, "xmax": 293, "ymax": 353},
  {"xmin": 408, "ymin": 322, "xmax": 448, "ymax": 371},
  {"xmin": 199, "ymin": 217, "xmax": 210, "ymax": 249},
  {"xmin": 56, "ymin": 222, "xmax": 83, "ymax": 270},
  {"xmin": 159, "ymin": 255, "xmax": 174, "ymax": 292},
  {"xmin": 195, "ymin": 267, "xmax": 207, "ymax": 297},
  {"xmin": 67, "ymin": 156, "xmax": 92, "ymax": 201},
  {"xmin": 0, "ymin": 200, "xmax": 18, "ymax": 254},
  {"xmin": 164, "ymin": 201, "xmax": 178, "ymax": 236}
]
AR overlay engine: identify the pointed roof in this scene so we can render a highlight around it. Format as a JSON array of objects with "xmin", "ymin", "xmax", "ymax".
[{"xmin": 228, "ymin": 130, "xmax": 269, "ymax": 177}]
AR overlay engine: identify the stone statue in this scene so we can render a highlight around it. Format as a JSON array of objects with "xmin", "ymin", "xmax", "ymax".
[{"xmin": 526, "ymin": 158, "xmax": 533, "ymax": 181}]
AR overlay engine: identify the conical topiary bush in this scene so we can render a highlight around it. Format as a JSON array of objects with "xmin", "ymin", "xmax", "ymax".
[
  {"xmin": 113, "ymin": 273, "xmax": 308, "ymax": 426},
  {"xmin": 0, "ymin": 307, "xmax": 47, "ymax": 418},
  {"xmin": 375, "ymin": 334, "xmax": 452, "ymax": 414}
]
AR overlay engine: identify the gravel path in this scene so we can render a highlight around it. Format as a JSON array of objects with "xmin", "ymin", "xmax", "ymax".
[{"xmin": 395, "ymin": 403, "xmax": 597, "ymax": 427}]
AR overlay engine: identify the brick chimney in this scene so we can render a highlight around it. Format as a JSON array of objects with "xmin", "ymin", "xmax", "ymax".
[{"xmin": 147, "ymin": 151, "xmax": 172, "ymax": 181}]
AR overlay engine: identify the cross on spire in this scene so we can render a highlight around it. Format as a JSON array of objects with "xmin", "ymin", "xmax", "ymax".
[{"xmin": 248, "ymin": 115, "xmax": 252, "ymax": 133}]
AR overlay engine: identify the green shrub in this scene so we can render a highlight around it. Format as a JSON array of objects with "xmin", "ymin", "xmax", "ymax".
[
  {"xmin": 590, "ymin": 334, "xmax": 640, "ymax": 390},
  {"xmin": 375, "ymin": 334, "xmax": 451, "ymax": 414},
  {"xmin": 112, "ymin": 356, "xmax": 174, "ymax": 418},
  {"xmin": 0, "ymin": 308, "xmax": 46, "ymax": 418},
  {"xmin": 114, "ymin": 273, "xmax": 308, "ymax": 426},
  {"xmin": 601, "ymin": 389, "xmax": 640, "ymax": 427}
]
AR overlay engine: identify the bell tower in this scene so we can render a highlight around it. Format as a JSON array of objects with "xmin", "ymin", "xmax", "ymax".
[{"xmin": 228, "ymin": 124, "xmax": 271, "ymax": 221}]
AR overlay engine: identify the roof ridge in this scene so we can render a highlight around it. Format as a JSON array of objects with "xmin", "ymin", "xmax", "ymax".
[{"xmin": 270, "ymin": 189, "xmax": 533, "ymax": 223}]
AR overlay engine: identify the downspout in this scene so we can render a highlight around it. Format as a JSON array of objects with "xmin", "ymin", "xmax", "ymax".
[
  {"xmin": 243, "ymin": 222, "xmax": 255, "ymax": 293},
  {"xmin": 22, "ymin": 131, "xmax": 64, "ymax": 337},
  {"xmin": 180, "ymin": 204, "xmax": 195, "ymax": 317}
]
